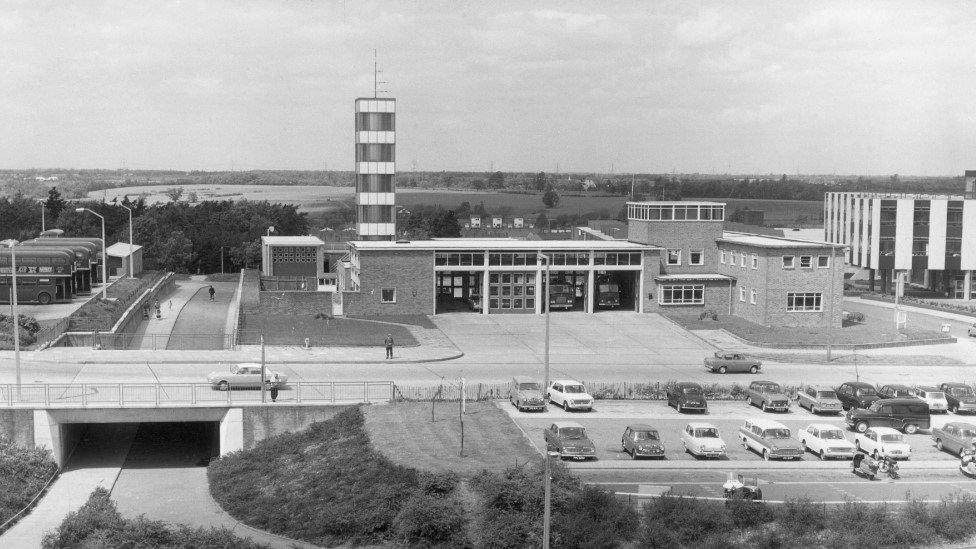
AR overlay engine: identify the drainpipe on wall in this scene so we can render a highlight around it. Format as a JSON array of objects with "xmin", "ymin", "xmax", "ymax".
[{"xmin": 728, "ymin": 278, "xmax": 733, "ymax": 315}]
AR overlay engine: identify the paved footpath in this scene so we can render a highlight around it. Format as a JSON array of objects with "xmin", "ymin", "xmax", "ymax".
[
  {"xmin": 126, "ymin": 278, "xmax": 209, "ymax": 350},
  {"xmin": 166, "ymin": 281, "xmax": 238, "ymax": 350}
]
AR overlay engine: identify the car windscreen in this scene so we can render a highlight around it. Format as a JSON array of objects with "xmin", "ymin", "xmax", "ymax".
[
  {"xmin": 760, "ymin": 384, "xmax": 779, "ymax": 392},
  {"xmin": 634, "ymin": 431, "xmax": 659, "ymax": 441},
  {"xmin": 858, "ymin": 387, "xmax": 877, "ymax": 396},
  {"xmin": 560, "ymin": 427, "xmax": 585, "ymax": 439},
  {"xmin": 821, "ymin": 430, "xmax": 845, "ymax": 440},
  {"xmin": 952, "ymin": 388, "xmax": 975, "ymax": 397},
  {"xmin": 694, "ymin": 428, "xmax": 719, "ymax": 438},
  {"xmin": 961, "ymin": 429, "xmax": 976, "ymax": 438},
  {"xmin": 519, "ymin": 383, "xmax": 541, "ymax": 391},
  {"xmin": 890, "ymin": 389, "xmax": 911, "ymax": 397},
  {"xmin": 817, "ymin": 391, "xmax": 837, "ymax": 399},
  {"xmin": 564, "ymin": 385, "xmax": 585, "ymax": 394},
  {"xmin": 880, "ymin": 434, "xmax": 904, "ymax": 443},
  {"xmin": 551, "ymin": 285, "xmax": 571, "ymax": 293},
  {"xmin": 682, "ymin": 388, "xmax": 702, "ymax": 395},
  {"xmin": 763, "ymin": 429, "xmax": 791, "ymax": 439},
  {"xmin": 925, "ymin": 392, "xmax": 945, "ymax": 399},
  {"xmin": 598, "ymin": 284, "xmax": 619, "ymax": 292}
]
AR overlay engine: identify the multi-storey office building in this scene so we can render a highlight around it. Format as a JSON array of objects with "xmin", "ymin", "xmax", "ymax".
[
  {"xmin": 355, "ymin": 97, "xmax": 396, "ymax": 241},
  {"xmin": 825, "ymin": 184, "xmax": 976, "ymax": 298}
]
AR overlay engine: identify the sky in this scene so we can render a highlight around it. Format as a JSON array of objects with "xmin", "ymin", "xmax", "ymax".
[{"xmin": 1, "ymin": 1, "xmax": 974, "ymax": 175}]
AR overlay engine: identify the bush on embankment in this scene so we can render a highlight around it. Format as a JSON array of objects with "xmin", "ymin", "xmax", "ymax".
[
  {"xmin": 41, "ymin": 488, "xmax": 267, "ymax": 549},
  {"xmin": 0, "ymin": 313, "xmax": 41, "ymax": 350},
  {"xmin": 0, "ymin": 436, "xmax": 57, "ymax": 527}
]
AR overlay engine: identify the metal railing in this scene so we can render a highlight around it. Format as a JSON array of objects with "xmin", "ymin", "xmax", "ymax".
[
  {"xmin": 0, "ymin": 381, "xmax": 393, "ymax": 408},
  {"xmin": 260, "ymin": 276, "xmax": 333, "ymax": 292}
]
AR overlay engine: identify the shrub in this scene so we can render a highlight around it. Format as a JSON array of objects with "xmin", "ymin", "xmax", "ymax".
[
  {"xmin": 640, "ymin": 495, "xmax": 731, "ymax": 548},
  {"xmin": 393, "ymin": 493, "xmax": 467, "ymax": 547},
  {"xmin": 419, "ymin": 470, "xmax": 460, "ymax": 497},
  {"xmin": 0, "ymin": 437, "xmax": 58, "ymax": 525},
  {"xmin": 552, "ymin": 485, "xmax": 639, "ymax": 548}
]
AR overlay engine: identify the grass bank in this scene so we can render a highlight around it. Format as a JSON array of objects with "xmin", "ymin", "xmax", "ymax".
[
  {"xmin": 239, "ymin": 313, "xmax": 418, "ymax": 346},
  {"xmin": 0, "ymin": 438, "xmax": 58, "ymax": 530}
]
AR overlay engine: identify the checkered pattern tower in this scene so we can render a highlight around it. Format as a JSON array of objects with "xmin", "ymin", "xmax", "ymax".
[{"xmin": 355, "ymin": 97, "xmax": 396, "ymax": 240}]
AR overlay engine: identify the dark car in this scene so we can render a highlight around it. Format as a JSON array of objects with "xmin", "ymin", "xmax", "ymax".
[
  {"xmin": 940, "ymin": 383, "xmax": 976, "ymax": 414},
  {"xmin": 845, "ymin": 398, "xmax": 931, "ymax": 434},
  {"xmin": 620, "ymin": 424, "xmax": 665, "ymax": 459},
  {"xmin": 544, "ymin": 421, "xmax": 597, "ymax": 461},
  {"xmin": 878, "ymin": 384, "xmax": 915, "ymax": 399},
  {"xmin": 836, "ymin": 381, "xmax": 880, "ymax": 411},
  {"xmin": 667, "ymin": 382, "xmax": 708, "ymax": 413}
]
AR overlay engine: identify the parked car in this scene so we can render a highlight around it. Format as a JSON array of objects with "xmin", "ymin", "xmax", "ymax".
[
  {"xmin": 207, "ymin": 363, "xmax": 287, "ymax": 390},
  {"xmin": 854, "ymin": 427, "xmax": 912, "ymax": 460},
  {"xmin": 704, "ymin": 351, "xmax": 761, "ymax": 374},
  {"xmin": 543, "ymin": 421, "xmax": 597, "ymax": 460},
  {"xmin": 932, "ymin": 422, "xmax": 976, "ymax": 456},
  {"xmin": 739, "ymin": 418, "xmax": 804, "ymax": 461},
  {"xmin": 620, "ymin": 424, "xmax": 665, "ymax": 459},
  {"xmin": 545, "ymin": 380, "xmax": 593, "ymax": 412},
  {"xmin": 681, "ymin": 422, "xmax": 727, "ymax": 458},
  {"xmin": 510, "ymin": 376, "xmax": 546, "ymax": 412},
  {"xmin": 745, "ymin": 381, "xmax": 791, "ymax": 412},
  {"xmin": 667, "ymin": 382, "xmax": 708, "ymax": 413},
  {"xmin": 912, "ymin": 386, "xmax": 949, "ymax": 413},
  {"xmin": 798, "ymin": 423, "xmax": 856, "ymax": 460},
  {"xmin": 845, "ymin": 398, "xmax": 930, "ymax": 434},
  {"xmin": 836, "ymin": 381, "xmax": 881, "ymax": 411},
  {"xmin": 796, "ymin": 385, "xmax": 843, "ymax": 415},
  {"xmin": 878, "ymin": 384, "xmax": 915, "ymax": 399},
  {"xmin": 940, "ymin": 382, "xmax": 976, "ymax": 414}
]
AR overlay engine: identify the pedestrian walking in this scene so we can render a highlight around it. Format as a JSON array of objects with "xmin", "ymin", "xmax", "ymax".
[
  {"xmin": 384, "ymin": 334, "xmax": 394, "ymax": 359},
  {"xmin": 270, "ymin": 373, "xmax": 280, "ymax": 402},
  {"xmin": 154, "ymin": 299, "xmax": 161, "ymax": 319},
  {"xmin": 208, "ymin": 285, "xmax": 215, "ymax": 301}
]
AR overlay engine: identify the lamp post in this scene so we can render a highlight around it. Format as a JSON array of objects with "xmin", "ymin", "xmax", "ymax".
[
  {"xmin": 75, "ymin": 208, "xmax": 107, "ymax": 298},
  {"xmin": 40, "ymin": 201, "xmax": 45, "ymax": 232},
  {"xmin": 537, "ymin": 252, "xmax": 554, "ymax": 548},
  {"xmin": 538, "ymin": 253, "xmax": 551, "ymax": 399},
  {"xmin": 112, "ymin": 201, "xmax": 134, "ymax": 278},
  {"xmin": 266, "ymin": 226, "xmax": 275, "ymax": 236},
  {"xmin": 1, "ymin": 239, "xmax": 21, "ymax": 400}
]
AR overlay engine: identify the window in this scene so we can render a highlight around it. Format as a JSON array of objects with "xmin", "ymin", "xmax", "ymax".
[
  {"xmin": 750, "ymin": 289, "xmax": 757, "ymax": 304},
  {"xmin": 799, "ymin": 256, "xmax": 812, "ymax": 268},
  {"xmin": 730, "ymin": 252, "xmax": 737, "ymax": 265},
  {"xmin": 659, "ymin": 284, "xmax": 704, "ymax": 305},
  {"xmin": 739, "ymin": 253, "xmax": 746, "ymax": 268},
  {"xmin": 787, "ymin": 292, "xmax": 822, "ymax": 312},
  {"xmin": 739, "ymin": 288, "xmax": 746, "ymax": 302},
  {"xmin": 720, "ymin": 251, "xmax": 726, "ymax": 264},
  {"xmin": 782, "ymin": 256, "xmax": 795, "ymax": 269},
  {"xmin": 381, "ymin": 288, "xmax": 396, "ymax": 303},
  {"xmin": 689, "ymin": 250, "xmax": 704, "ymax": 265},
  {"xmin": 751, "ymin": 255, "xmax": 758, "ymax": 269},
  {"xmin": 666, "ymin": 249, "xmax": 681, "ymax": 265},
  {"xmin": 818, "ymin": 256, "xmax": 829, "ymax": 268}
]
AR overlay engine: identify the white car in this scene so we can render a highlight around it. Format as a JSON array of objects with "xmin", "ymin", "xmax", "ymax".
[
  {"xmin": 546, "ymin": 380, "xmax": 594, "ymax": 412},
  {"xmin": 912, "ymin": 386, "xmax": 949, "ymax": 413},
  {"xmin": 798, "ymin": 423, "xmax": 855, "ymax": 460},
  {"xmin": 207, "ymin": 363, "xmax": 288, "ymax": 390},
  {"xmin": 681, "ymin": 422, "xmax": 727, "ymax": 459},
  {"xmin": 854, "ymin": 427, "xmax": 912, "ymax": 460}
]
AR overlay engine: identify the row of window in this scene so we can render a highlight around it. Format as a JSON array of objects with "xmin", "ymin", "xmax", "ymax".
[
  {"xmin": 435, "ymin": 252, "xmax": 643, "ymax": 267},
  {"xmin": 271, "ymin": 248, "xmax": 318, "ymax": 262},
  {"xmin": 355, "ymin": 112, "xmax": 395, "ymax": 131},
  {"xmin": 358, "ymin": 205, "xmax": 394, "ymax": 223},
  {"xmin": 665, "ymin": 249, "xmax": 704, "ymax": 266},
  {"xmin": 738, "ymin": 287, "xmax": 758, "ymax": 304},
  {"xmin": 628, "ymin": 204, "xmax": 725, "ymax": 222},
  {"xmin": 657, "ymin": 284, "xmax": 824, "ymax": 312},
  {"xmin": 720, "ymin": 251, "xmax": 758, "ymax": 269},
  {"xmin": 782, "ymin": 255, "xmax": 830, "ymax": 269},
  {"xmin": 355, "ymin": 143, "xmax": 395, "ymax": 162},
  {"xmin": 357, "ymin": 174, "xmax": 394, "ymax": 193}
]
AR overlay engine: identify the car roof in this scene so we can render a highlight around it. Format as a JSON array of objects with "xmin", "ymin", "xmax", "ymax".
[
  {"xmin": 876, "ymin": 397, "xmax": 927, "ymax": 405},
  {"xmin": 942, "ymin": 382, "xmax": 971, "ymax": 388},
  {"xmin": 806, "ymin": 385, "xmax": 836, "ymax": 392},
  {"xmin": 882, "ymin": 383, "xmax": 912, "ymax": 389},
  {"xmin": 552, "ymin": 421, "xmax": 584, "ymax": 429},
  {"xmin": 552, "ymin": 379, "xmax": 583, "ymax": 385},
  {"xmin": 743, "ymin": 417, "xmax": 789, "ymax": 430},
  {"xmin": 915, "ymin": 386, "xmax": 940, "ymax": 392},
  {"xmin": 752, "ymin": 380, "xmax": 778, "ymax": 385},
  {"xmin": 687, "ymin": 422, "xmax": 717, "ymax": 429},
  {"xmin": 867, "ymin": 427, "xmax": 902, "ymax": 435},
  {"xmin": 626, "ymin": 423, "xmax": 657, "ymax": 432},
  {"xmin": 944, "ymin": 422, "xmax": 976, "ymax": 430},
  {"xmin": 807, "ymin": 423, "xmax": 843, "ymax": 431},
  {"xmin": 237, "ymin": 362, "xmax": 261, "ymax": 368},
  {"xmin": 842, "ymin": 381, "xmax": 874, "ymax": 388}
]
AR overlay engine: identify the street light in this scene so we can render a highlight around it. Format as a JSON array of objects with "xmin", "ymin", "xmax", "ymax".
[
  {"xmin": 1, "ymin": 239, "xmax": 21, "ymax": 400},
  {"xmin": 40, "ymin": 200, "xmax": 46, "ymax": 232},
  {"xmin": 537, "ymin": 252, "xmax": 553, "ymax": 548},
  {"xmin": 111, "ymin": 199, "xmax": 135, "ymax": 278},
  {"xmin": 537, "ymin": 253, "xmax": 552, "ymax": 399},
  {"xmin": 75, "ymin": 208, "xmax": 107, "ymax": 298},
  {"xmin": 542, "ymin": 450, "xmax": 560, "ymax": 548}
]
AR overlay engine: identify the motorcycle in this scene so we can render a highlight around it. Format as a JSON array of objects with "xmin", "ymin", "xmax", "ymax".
[
  {"xmin": 960, "ymin": 450, "xmax": 976, "ymax": 478},
  {"xmin": 723, "ymin": 472, "xmax": 762, "ymax": 501},
  {"xmin": 878, "ymin": 456, "xmax": 899, "ymax": 479},
  {"xmin": 852, "ymin": 453, "xmax": 879, "ymax": 480}
]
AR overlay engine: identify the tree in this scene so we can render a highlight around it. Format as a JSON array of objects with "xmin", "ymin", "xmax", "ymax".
[
  {"xmin": 164, "ymin": 187, "xmax": 184, "ymax": 202},
  {"xmin": 532, "ymin": 172, "xmax": 547, "ymax": 191},
  {"xmin": 658, "ymin": 179, "xmax": 682, "ymax": 201},
  {"xmin": 488, "ymin": 171, "xmax": 505, "ymax": 189},
  {"xmin": 542, "ymin": 184, "xmax": 560, "ymax": 208},
  {"xmin": 535, "ymin": 211, "xmax": 550, "ymax": 230},
  {"xmin": 158, "ymin": 230, "xmax": 194, "ymax": 272},
  {"xmin": 471, "ymin": 179, "xmax": 486, "ymax": 190},
  {"xmin": 44, "ymin": 187, "xmax": 67, "ymax": 220}
]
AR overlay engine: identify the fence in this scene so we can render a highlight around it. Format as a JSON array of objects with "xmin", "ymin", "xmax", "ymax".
[
  {"xmin": 0, "ymin": 381, "xmax": 393, "ymax": 408},
  {"xmin": 66, "ymin": 332, "xmax": 235, "ymax": 350},
  {"xmin": 260, "ymin": 276, "xmax": 333, "ymax": 292}
]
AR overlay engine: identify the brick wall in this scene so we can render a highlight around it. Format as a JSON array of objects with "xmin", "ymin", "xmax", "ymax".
[
  {"xmin": 343, "ymin": 249, "xmax": 434, "ymax": 316},
  {"xmin": 644, "ymin": 278, "xmax": 733, "ymax": 316},
  {"xmin": 628, "ymin": 219, "xmax": 724, "ymax": 275},
  {"xmin": 243, "ymin": 405, "xmax": 348, "ymax": 450}
]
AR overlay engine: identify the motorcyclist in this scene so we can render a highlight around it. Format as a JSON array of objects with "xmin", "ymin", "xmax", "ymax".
[
  {"xmin": 961, "ymin": 443, "xmax": 976, "ymax": 472},
  {"xmin": 852, "ymin": 453, "xmax": 864, "ymax": 470},
  {"xmin": 880, "ymin": 455, "xmax": 898, "ymax": 477}
]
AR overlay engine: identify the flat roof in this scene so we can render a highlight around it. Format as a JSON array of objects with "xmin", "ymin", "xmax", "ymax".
[
  {"xmin": 718, "ymin": 231, "xmax": 845, "ymax": 249},
  {"xmin": 654, "ymin": 274, "xmax": 734, "ymax": 281},
  {"xmin": 261, "ymin": 236, "xmax": 325, "ymax": 246},
  {"xmin": 104, "ymin": 243, "xmax": 143, "ymax": 257},
  {"xmin": 627, "ymin": 200, "xmax": 725, "ymax": 206},
  {"xmin": 349, "ymin": 239, "xmax": 656, "ymax": 251}
]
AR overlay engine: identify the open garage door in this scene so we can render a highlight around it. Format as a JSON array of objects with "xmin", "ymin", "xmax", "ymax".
[
  {"xmin": 595, "ymin": 271, "xmax": 639, "ymax": 312},
  {"xmin": 435, "ymin": 271, "xmax": 483, "ymax": 313}
]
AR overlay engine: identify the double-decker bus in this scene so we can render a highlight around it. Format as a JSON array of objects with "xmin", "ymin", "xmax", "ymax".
[
  {"xmin": 38, "ymin": 236, "xmax": 104, "ymax": 284},
  {"xmin": 22, "ymin": 240, "xmax": 95, "ymax": 295},
  {"xmin": 0, "ymin": 248, "xmax": 76, "ymax": 304}
]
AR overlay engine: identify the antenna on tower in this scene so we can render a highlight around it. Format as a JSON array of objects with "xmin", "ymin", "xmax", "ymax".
[{"xmin": 373, "ymin": 49, "xmax": 389, "ymax": 98}]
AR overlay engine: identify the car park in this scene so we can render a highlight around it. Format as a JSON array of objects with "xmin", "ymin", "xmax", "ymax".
[
  {"xmin": 940, "ymin": 383, "xmax": 976, "ymax": 414},
  {"xmin": 738, "ymin": 418, "xmax": 804, "ymax": 460},
  {"xmin": 510, "ymin": 376, "xmax": 546, "ymax": 412},
  {"xmin": 681, "ymin": 422, "xmax": 727, "ymax": 458},
  {"xmin": 798, "ymin": 423, "xmax": 855, "ymax": 460},
  {"xmin": 845, "ymin": 398, "xmax": 930, "ymax": 434},
  {"xmin": 796, "ymin": 385, "xmax": 843, "ymax": 415},
  {"xmin": 854, "ymin": 427, "xmax": 912, "ymax": 460},
  {"xmin": 667, "ymin": 382, "xmax": 708, "ymax": 413},
  {"xmin": 745, "ymin": 380, "xmax": 791, "ymax": 412},
  {"xmin": 931, "ymin": 422, "xmax": 976, "ymax": 456},
  {"xmin": 704, "ymin": 351, "xmax": 761, "ymax": 374},
  {"xmin": 836, "ymin": 381, "xmax": 881, "ymax": 411},
  {"xmin": 545, "ymin": 380, "xmax": 593, "ymax": 412},
  {"xmin": 878, "ymin": 384, "xmax": 914, "ymax": 399},
  {"xmin": 912, "ymin": 386, "xmax": 949, "ymax": 413},
  {"xmin": 543, "ymin": 421, "xmax": 597, "ymax": 460},
  {"xmin": 620, "ymin": 424, "xmax": 665, "ymax": 459},
  {"xmin": 207, "ymin": 363, "xmax": 287, "ymax": 390}
]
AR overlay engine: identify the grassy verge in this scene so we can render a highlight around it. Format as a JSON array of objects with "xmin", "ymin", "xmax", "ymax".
[
  {"xmin": 0, "ymin": 313, "xmax": 41, "ymax": 350},
  {"xmin": 239, "ymin": 313, "xmax": 418, "ymax": 346},
  {"xmin": 41, "ymin": 488, "xmax": 268, "ymax": 549},
  {"xmin": 0, "ymin": 438, "xmax": 58, "ymax": 528},
  {"xmin": 364, "ymin": 401, "xmax": 539, "ymax": 476},
  {"xmin": 68, "ymin": 270, "xmax": 168, "ymax": 331}
]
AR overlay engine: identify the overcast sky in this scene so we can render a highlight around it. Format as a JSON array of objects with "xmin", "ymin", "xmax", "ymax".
[{"xmin": 1, "ymin": 1, "xmax": 973, "ymax": 175}]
